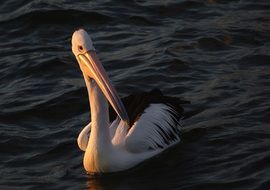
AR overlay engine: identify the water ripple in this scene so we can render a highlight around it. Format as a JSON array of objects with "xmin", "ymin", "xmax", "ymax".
[{"xmin": 0, "ymin": 0, "xmax": 270, "ymax": 189}]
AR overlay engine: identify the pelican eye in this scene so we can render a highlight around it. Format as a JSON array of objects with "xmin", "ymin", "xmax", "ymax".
[{"xmin": 78, "ymin": 45, "xmax": 84, "ymax": 52}]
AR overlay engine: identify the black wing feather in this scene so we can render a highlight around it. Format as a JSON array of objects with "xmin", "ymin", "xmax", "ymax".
[{"xmin": 109, "ymin": 89, "xmax": 189, "ymax": 126}]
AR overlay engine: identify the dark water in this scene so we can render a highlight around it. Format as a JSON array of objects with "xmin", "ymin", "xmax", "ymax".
[{"xmin": 1, "ymin": 0, "xmax": 270, "ymax": 189}]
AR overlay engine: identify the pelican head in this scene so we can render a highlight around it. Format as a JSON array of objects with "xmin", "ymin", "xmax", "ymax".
[{"xmin": 72, "ymin": 29, "xmax": 129, "ymax": 124}]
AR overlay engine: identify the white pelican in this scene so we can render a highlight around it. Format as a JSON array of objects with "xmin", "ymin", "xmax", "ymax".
[{"xmin": 72, "ymin": 29, "xmax": 186, "ymax": 173}]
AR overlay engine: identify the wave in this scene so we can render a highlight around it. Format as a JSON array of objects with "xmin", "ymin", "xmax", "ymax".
[{"xmin": 0, "ymin": 9, "xmax": 111, "ymax": 25}]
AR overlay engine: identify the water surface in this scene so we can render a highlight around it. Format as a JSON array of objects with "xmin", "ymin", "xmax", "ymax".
[{"xmin": 0, "ymin": 0, "xmax": 270, "ymax": 189}]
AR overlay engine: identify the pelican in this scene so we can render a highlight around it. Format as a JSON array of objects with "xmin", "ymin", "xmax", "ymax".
[{"xmin": 72, "ymin": 29, "xmax": 186, "ymax": 173}]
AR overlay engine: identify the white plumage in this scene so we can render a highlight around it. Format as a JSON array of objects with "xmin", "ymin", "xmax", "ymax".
[
  {"xmin": 78, "ymin": 104, "xmax": 181, "ymax": 153},
  {"xmin": 77, "ymin": 102, "xmax": 182, "ymax": 173},
  {"xmin": 125, "ymin": 104, "xmax": 181, "ymax": 152},
  {"xmin": 72, "ymin": 29, "xmax": 184, "ymax": 173}
]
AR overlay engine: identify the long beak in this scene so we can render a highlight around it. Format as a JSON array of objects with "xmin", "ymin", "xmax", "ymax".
[{"xmin": 77, "ymin": 51, "xmax": 130, "ymax": 125}]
